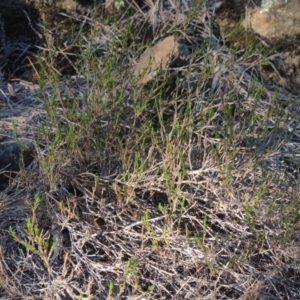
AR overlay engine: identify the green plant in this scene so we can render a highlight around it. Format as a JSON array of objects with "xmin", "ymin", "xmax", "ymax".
[{"xmin": 9, "ymin": 192, "xmax": 53, "ymax": 268}]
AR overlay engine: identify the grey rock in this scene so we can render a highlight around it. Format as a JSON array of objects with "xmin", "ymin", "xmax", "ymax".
[{"xmin": 261, "ymin": 0, "xmax": 290, "ymax": 11}]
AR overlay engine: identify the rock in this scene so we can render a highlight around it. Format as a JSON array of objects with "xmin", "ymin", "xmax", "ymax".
[
  {"xmin": 260, "ymin": 0, "xmax": 290, "ymax": 11},
  {"xmin": 0, "ymin": 138, "xmax": 34, "ymax": 190},
  {"xmin": 244, "ymin": 0, "xmax": 300, "ymax": 40},
  {"xmin": 134, "ymin": 36, "xmax": 179, "ymax": 85}
]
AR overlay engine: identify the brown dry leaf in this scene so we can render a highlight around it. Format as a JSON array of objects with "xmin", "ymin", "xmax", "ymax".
[
  {"xmin": 7, "ymin": 83, "xmax": 16, "ymax": 97},
  {"xmin": 134, "ymin": 35, "xmax": 179, "ymax": 85}
]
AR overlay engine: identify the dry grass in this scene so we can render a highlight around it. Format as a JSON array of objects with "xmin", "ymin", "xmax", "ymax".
[{"xmin": 0, "ymin": 0, "xmax": 300, "ymax": 299}]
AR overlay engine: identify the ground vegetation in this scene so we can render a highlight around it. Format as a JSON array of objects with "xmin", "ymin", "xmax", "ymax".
[{"xmin": 0, "ymin": 0, "xmax": 300, "ymax": 299}]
